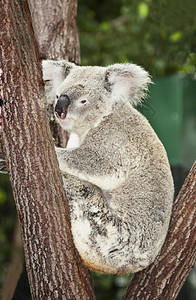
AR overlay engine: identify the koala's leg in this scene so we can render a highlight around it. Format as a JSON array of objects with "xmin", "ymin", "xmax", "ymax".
[{"xmin": 62, "ymin": 173, "xmax": 152, "ymax": 274}]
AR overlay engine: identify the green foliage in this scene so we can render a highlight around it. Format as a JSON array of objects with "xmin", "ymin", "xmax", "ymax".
[
  {"xmin": 77, "ymin": 0, "xmax": 196, "ymax": 77},
  {"xmin": 0, "ymin": 189, "xmax": 6, "ymax": 204},
  {"xmin": 92, "ymin": 272, "xmax": 133, "ymax": 300},
  {"xmin": 137, "ymin": 2, "xmax": 149, "ymax": 19}
]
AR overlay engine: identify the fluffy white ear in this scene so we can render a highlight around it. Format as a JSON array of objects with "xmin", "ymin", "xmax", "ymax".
[
  {"xmin": 42, "ymin": 60, "xmax": 75, "ymax": 105},
  {"xmin": 105, "ymin": 63, "xmax": 152, "ymax": 106}
]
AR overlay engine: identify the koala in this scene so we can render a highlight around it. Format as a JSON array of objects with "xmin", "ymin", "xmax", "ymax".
[{"xmin": 42, "ymin": 60, "xmax": 174, "ymax": 274}]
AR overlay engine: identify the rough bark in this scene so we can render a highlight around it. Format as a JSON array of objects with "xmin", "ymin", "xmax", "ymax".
[
  {"xmin": 0, "ymin": 1, "xmax": 95, "ymax": 299},
  {"xmin": 28, "ymin": 0, "xmax": 80, "ymax": 148},
  {"xmin": 28, "ymin": 0, "xmax": 80, "ymax": 63},
  {"xmin": 28, "ymin": 0, "xmax": 80, "ymax": 147},
  {"xmin": 123, "ymin": 161, "xmax": 196, "ymax": 300}
]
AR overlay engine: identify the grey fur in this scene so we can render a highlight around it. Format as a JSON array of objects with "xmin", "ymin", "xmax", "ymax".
[{"xmin": 42, "ymin": 60, "xmax": 174, "ymax": 274}]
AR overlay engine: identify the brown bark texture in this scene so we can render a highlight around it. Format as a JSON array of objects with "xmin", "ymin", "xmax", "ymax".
[
  {"xmin": 28, "ymin": 0, "xmax": 80, "ymax": 63},
  {"xmin": 0, "ymin": 1, "xmax": 95, "ymax": 299},
  {"xmin": 27, "ymin": 0, "xmax": 80, "ymax": 147},
  {"xmin": 123, "ymin": 161, "xmax": 196, "ymax": 300}
]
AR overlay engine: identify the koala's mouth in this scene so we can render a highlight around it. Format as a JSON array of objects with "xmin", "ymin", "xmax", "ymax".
[
  {"xmin": 56, "ymin": 113, "xmax": 77, "ymax": 132},
  {"xmin": 55, "ymin": 110, "xmax": 67, "ymax": 120},
  {"xmin": 55, "ymin": 112, "xmax": 77, "ymax": 123},
  {"xmin": 55, "ymin": 105, "xmax": 68, "ymax": 120}
]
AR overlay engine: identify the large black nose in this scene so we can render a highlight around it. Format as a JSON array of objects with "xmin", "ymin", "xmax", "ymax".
[{"xmin": 55, "ymin": 95, "xmax": 70, "ymax": 119}]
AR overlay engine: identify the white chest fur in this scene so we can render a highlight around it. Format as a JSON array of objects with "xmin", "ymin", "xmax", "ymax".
[{"xmin": 66, "ymin": 132, "xmax": 81, "ymax": 151}]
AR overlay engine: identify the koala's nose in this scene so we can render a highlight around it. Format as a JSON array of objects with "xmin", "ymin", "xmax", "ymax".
[{"xmin": 55, "ymin": 95, "xmax": 70, "ymax": 119}]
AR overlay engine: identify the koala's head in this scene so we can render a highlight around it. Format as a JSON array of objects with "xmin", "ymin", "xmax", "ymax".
[{"xmin": 42, "ymin": 60, "xmax": 151, "ymax": 133}]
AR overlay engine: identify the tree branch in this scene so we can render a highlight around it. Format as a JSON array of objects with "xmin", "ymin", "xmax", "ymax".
[
  {"xmin": 27, "ymin": 0, "xmax": 81, "ymax": 147},
  {"xmin": 28, "ymin": 0, "xmax": 80, "ymax": 63},
  {"xmin": 123, "ymin": 161, "xmax": 196, "ymax": 300},
  {"xmin": 0, "ymin": 1, "xmax": 95, "ymax": 299}
]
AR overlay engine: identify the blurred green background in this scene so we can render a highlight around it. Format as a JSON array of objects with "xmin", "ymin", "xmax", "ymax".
[{"xmin": 0, "ymin": 0, "xmax": 196, "ymax": 299}]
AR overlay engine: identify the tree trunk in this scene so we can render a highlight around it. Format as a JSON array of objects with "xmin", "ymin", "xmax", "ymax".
[
  {"xmin": 0, "ymin": 1, "xmax": 95, "ymax": 299},
  {"xmin": 122, "ymin": 161, "xmax": 196, "ymax": 300},
  {"xmin": 28, "ymin": 0, "xmax": 80, "ymax": 148},
  {"xmin": 28, "ymin": 0, "xmax": 80, "ymax": 63}
]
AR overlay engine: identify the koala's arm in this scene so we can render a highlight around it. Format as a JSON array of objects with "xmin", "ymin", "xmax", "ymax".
[{"xmin": 56, "ymin": 130, "xmax": 130, "ymax": 191}]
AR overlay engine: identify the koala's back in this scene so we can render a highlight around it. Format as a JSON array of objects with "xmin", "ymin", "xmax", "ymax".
[
  {"xmin": 100, "ymin": 102, "xmax": 174, "ymax": 223},
  {"xmin": 68, "ymin": 102, "xmax": 174, "ymax": 274}
]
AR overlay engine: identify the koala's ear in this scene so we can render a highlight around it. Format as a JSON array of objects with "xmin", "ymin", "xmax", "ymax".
[
  {"xmin": 42, "ymin": 60, "xmax": 75, "ymax": 104},
  {"xmin": 105, "ymin": 63, "xmax": 152, "ymax": 106}
]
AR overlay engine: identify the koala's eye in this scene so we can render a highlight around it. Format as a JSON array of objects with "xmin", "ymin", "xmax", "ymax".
[
  {"xmin": 80, "ymin": 100, "xmax": 87, "ymax": 105},
  {"xmin": 56, "ymin": 95, "xmax": 59, "ymax": 99},
  {"xmin": 76, "ymin": 98, "xmax": 88, "ymax": 108}
]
